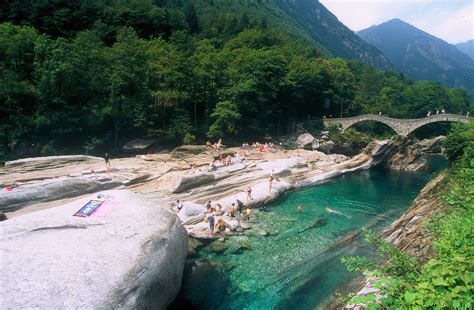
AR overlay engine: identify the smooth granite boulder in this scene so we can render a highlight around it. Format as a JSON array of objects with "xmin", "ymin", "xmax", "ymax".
[
  {"xmin": 178, "ymin": 201, "xmax": 207, "ymax": 222},
  {"xmin": 0, "ymin": 190, "xmax": 187, "ymax": 310},
  {"xmin": 296, "ymin": 133, "xmax": 315, "ymax": 148},
  {"xmin": 318, "ymin": 140, "xmax": 335, "ymax": 154},
  {"xmin": 171, "ymin": 173, "xmax": 215, "ymax": 193}
]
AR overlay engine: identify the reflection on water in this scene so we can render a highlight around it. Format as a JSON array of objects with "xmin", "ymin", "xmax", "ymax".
[{"xmin": 176, "ymin": 157, "xmax": 447, "ymax": 310}]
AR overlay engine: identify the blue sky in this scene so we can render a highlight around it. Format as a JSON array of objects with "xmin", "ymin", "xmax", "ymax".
[{"xmin": 320, "ymin": 0, "xmax": 473, "ymax": 44}]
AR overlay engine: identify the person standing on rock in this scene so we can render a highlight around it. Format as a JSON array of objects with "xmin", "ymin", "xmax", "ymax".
[
  {"xmin": 229, "ymin": 203, "xmax": 236, "ymax": 218},
  {"xmin": 207, "ymin": 213, "xmax": 216, "ymax": 234},
  {"xmin": 245, "ymin": 208, "xmax": 251, "ymax": 221},
  {"xmin": 104, "ymin": 153, "xmax": 111, "ymax": 171},
  {"xmin": 236, "ymin": 199, "xmax": 244, "ymax": 214},
  {"xmin": 246, "ymin": 186, "xmax": 253, "ymax": 201},
  {"xmin": 176, "ymin": 200, "xmax": 183, "ymax": 211},
  {"xmin": 268, "ymin": 176, "xmax": 273, "ymax": 193}
]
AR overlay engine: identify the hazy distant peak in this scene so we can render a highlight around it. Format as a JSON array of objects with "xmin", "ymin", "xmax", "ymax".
[
  {"xmin": 358, "ymin": 19, "xmax": 474, "ymax": 96},
  {"xmin": 455, "ymin": 39, "xmax": 474, "ymax": 61}
]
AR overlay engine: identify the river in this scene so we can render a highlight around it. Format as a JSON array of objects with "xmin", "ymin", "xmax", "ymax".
[{"xmin": 174, "ymin": 156, "xmax": 447, "ymax": 309}]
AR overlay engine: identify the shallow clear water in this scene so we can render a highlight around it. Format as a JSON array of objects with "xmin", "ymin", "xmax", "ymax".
[{"xmin": 177, "ymin": 158, "xmax": 447, "ymax": 310}]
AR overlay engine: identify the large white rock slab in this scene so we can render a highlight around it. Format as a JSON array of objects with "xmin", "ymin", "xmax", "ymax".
[
  {"xmin": 0, "ymin": 190, "xmax": 187, "ymax": 309},
  {"xmin": 4, "ymin": 154, "xmax": 103, "ymax": 167},
  {"xmin": 0, "ymin": 177, "xmax": 123, "ymax": 212},
  {"xmin": 171, "ymin": 173, "xmax": 215, "ymax": 193}
]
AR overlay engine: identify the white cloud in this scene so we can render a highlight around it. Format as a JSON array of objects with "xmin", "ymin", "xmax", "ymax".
[{"xmin": 320, "ymin": 0, "xmax": 474, "ymax": 43}]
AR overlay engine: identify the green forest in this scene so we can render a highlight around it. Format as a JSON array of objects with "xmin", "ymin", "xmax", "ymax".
[{"xmin": 1, "ymin": 0, "xmax": 472, "ymax": 161}]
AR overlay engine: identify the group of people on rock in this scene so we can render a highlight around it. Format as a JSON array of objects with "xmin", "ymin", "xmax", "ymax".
[
  {"xmin": 291, "ymin": 150, "xmax": 302, "ymax": 158},
  {"xmin": 203, "ymin": 199, "xmax": 251, "ymax": 234},
  {"xmin": 241, "ymin": 141, "xmax": 276, "ymax": 153},
  {"xmin": 206, "ymin": 138, "xmax": 223, "ymax": 151}
]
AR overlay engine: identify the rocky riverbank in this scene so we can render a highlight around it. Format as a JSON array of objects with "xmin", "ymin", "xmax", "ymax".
[
  {"xmin": 382, "ymin": 172, "xmax": 448, "ymax": 261},
  {"xmin": 0, "ymin": 135, "xmax": 441, "ymax": 309}
]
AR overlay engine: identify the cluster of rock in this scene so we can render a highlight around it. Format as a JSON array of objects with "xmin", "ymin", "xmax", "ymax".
[
  {"xmin": 385, "ymin": 136, "xmax": 445, "ymax": 171},
  {"xmin": 295, "ymin": 132, "xmax": 336, "ymax": 154}
]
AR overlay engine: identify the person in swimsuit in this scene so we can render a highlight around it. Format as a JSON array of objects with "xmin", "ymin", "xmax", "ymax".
[
  {"xmin": 246, "ymin": 186, "xmax": 253, "ymax": 201},
  {"xmin": 268, "ymin": 176, "xmax": 273, "ymax": 193}
]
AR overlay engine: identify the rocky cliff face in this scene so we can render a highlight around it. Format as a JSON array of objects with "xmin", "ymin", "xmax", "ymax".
[
  {"xmin": 385, "ymin": 136, "xmax": 445, "ymax": 171},
  {"xmin": 382, "ymin": 172, "xmax": 448, "ymax": 262}
]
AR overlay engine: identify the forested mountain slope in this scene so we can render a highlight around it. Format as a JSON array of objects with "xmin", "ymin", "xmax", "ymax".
[
  {"xmin": 0, "ymin": 1, "xmax": 471, "ymax": 162},
  {"xmin": 358, "ymin": 19, "xmax": 474, "ymax": 96},
  {"xmin": 275, "ymin": 0, "xmax": 392, "ymax": 69}
]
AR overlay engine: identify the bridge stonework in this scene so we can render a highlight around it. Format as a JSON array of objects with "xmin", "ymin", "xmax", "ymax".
[{"xmin": 323, "ymin": 114, "xmax": 472, "ymax": 137}]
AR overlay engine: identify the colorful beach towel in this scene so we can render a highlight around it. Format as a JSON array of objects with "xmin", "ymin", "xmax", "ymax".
[{"xmin": 73, "ymin": 200, "xmax": 103, "ymax": 217}]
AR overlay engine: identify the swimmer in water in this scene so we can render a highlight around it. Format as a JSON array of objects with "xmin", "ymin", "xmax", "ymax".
[
  {"xmin": 297, "ymin": 205, "xmax": 304, "ymax": 213},
  {"xmin": 326, "ymin": 207, "xmax": 351, "ymax": 219}
]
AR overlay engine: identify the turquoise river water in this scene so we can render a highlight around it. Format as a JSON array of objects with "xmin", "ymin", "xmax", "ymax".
[{"xmin": 175, "ymin": 156, "xmax": 447, "ymax": 310}]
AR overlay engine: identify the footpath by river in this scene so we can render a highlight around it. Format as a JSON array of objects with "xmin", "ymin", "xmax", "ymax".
[{"xmin": 176, "ymin": 156, "xmax": 447, "ymax": 309}]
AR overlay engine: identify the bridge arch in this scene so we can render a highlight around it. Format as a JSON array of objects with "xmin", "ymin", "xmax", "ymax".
[{"xmin": 323, "ymin": 114, "xmax": 472, "ymax": 137}]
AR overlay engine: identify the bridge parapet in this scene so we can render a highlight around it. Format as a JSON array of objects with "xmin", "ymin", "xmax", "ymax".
[{"xmin": 322, "ymin": 114, "xmax": 472, "ymax": 136}]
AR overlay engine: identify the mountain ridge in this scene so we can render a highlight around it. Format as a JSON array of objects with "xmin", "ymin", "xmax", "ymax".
[
  {"xmin": 358, "ymin": 18, "xmax": 474, "ymax": 96},
  {"xmin": 275, "ymin": 0, "xmax": 393, "ymax": 69},
  {"xmin": 455, "ymin": 39, "xmax": 474, "ymax": 61}
]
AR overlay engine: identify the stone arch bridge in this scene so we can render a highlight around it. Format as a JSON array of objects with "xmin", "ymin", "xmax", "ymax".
[{"xmin": 323, "ymin": 114, "xmax": 472, "ymax": 137}]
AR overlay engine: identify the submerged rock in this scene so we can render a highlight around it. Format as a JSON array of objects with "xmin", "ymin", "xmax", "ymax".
[
  {"xmin": 0, "ymin": 190, "xmax": 188, "ymax": 309},
  {"xmin": 224, "ymin": 236, "xmax": 252, "ymax": 254},
  {"xmin": 210, "ymin": 241, "xmax": 229, "ymax": 253},
  {"xmin": 246, "ymin": 227, "xmax": 268, "ymax": 237}
]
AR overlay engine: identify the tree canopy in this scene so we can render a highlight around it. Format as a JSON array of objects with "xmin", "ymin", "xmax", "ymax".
[{"xmin": 0, "ymin": 0, "xmax": 472, "ymax": 161}]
